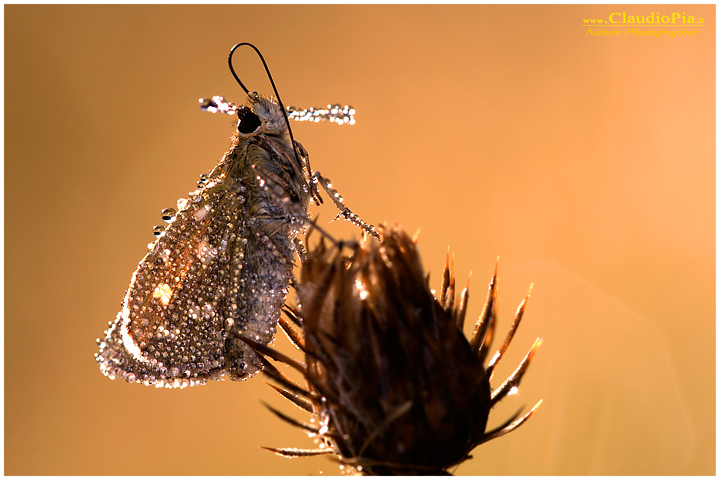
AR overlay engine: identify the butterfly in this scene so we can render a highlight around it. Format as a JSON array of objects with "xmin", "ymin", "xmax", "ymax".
[{"xmin": 95, "ymin": 43, "xmax": 369, "ymax": 388}]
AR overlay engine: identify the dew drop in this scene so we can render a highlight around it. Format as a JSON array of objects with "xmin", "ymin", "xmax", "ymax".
[
  {"xmin": 161, "ymin": 207, "xmax": 177, "ymax": 222},
  {"xmin": 197, "ymin": 173, "xmax": 209, "ymax": 188},
  {"xmin": 199, "ymin": 97, "xmax": 218, "ymax": 111},
  {"xmin": 153, "ymin": 225, "xmax": 165, "ymax": 237}
]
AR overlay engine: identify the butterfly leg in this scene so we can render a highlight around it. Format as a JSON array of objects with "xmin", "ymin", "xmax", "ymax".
[{"xmin": 311, "ymin": 171, "xmax": 379, "ymax": 239}]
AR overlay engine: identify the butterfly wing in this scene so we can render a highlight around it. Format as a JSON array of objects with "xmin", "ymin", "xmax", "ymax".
[
  {"xmin": 97, "ymin": 93, "xmax": 306, "ymax": 388},
  {"xmin": 97, "ymin": 173, "xmax": 261, "ymax": 388}
]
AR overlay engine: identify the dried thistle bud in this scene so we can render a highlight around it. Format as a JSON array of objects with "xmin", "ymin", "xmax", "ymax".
[{"xmin": 248, "ymin": 225, "xmax": 542, "ymax": 475}]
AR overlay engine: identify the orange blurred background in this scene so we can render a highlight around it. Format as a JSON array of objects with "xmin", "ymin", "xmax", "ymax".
[{"xmin": 5, "ymin": 4, "xmax": 714, "ymax": 475}]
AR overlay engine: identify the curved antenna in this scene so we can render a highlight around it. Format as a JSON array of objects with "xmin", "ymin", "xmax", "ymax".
[
  {"xmin": 228, "ymin": 43, "xmax": 321, "ymax": 204},
  {"xmin": 227, "ymin": 42, "xmax": 256, "ymax": 95}
]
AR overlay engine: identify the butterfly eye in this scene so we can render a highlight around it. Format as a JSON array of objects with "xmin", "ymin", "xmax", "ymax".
[{"xmin": 237, "ymin": 106, "xmax": 261, "ymax": 134}]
